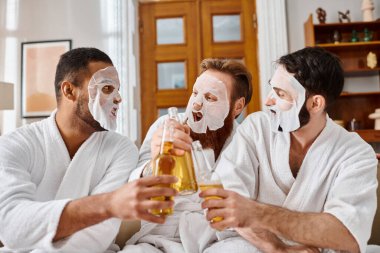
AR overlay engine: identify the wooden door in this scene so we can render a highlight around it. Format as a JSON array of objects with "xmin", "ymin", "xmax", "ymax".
[
  {"xmin": 139, "ymin": 0, "xmax": 259, "ymax": 140},
  {"xmin": 200, "ymin": 0, "xmax": 260, "ymax": 114}
]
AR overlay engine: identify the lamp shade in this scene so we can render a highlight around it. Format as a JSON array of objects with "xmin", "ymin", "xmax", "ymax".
[{"xmin": 0, "ymin": 82, "xmax": 14, "ymax": 110}]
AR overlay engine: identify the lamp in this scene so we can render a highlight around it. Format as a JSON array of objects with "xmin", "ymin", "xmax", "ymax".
[{"xmin": 0, "ymin": 82, "xmax": 14, "ymax": 136}]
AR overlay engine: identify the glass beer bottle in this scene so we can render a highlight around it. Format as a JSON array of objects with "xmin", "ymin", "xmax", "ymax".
[
  {"xmin": 150, "ymin": 119, "xmax": 176, "ymax": 216},
  {"xmin": 168, "ymin": 107, "xmax": 198, "ymax": 195},
  {"xmin": 192, "ymin": 140, "xmax": 224, "ymax": 223}
]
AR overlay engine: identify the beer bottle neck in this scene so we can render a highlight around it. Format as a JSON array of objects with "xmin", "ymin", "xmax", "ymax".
[{"xmin": 160, "ymin": 120, "xmax": 174, "ymax": 155}]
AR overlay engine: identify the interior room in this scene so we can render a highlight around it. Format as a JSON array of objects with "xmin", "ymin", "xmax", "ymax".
[{"xmin": 0, "ymin": 0, "xmax": 379, "ymax": 251}]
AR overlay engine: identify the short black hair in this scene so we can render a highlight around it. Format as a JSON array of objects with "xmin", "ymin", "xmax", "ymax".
[
  {"xmin": 54, "ymin": 47, "xmax": 113, "ymax": 103},
  {"xmin": 278, "ymin": 47, "xmax": 344, "ymax": 110}
]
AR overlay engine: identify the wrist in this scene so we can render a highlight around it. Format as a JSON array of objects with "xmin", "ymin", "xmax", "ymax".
[
  {"xmin": 103, "ymin": 191, "xmax": 116, "ymax": 219},
  {"xmin": 253, "ymin": 201, "xmax": 273, "ymax": 231}
]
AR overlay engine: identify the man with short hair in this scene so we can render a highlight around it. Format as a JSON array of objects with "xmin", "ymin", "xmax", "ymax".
[
  {"xmin": 0, "ymin": 47, "xmax": 177, "ymax": 253},
  {"xmin": 201, "ymin": 47, "xmax": 378, "ymax": 253},
  {"xmin": 121, "ymin": 58, "xmax": 253, "ymax": 253}
]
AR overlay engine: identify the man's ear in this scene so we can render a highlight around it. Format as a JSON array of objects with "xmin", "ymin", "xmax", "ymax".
[
  {"xmin": 61, "ymin": 81, "xmax": 77, "ymax": 101},
  {"xmin": 309, "ymin": 95, "xmax": 325, "ymax": 113},
  {"xmin": 233, "ymin": 97, "xmax": 245, "ymax": 118}
]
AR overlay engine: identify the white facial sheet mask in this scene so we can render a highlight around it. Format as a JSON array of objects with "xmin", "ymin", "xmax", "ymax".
[
  {"xmin": 185, "ymin": 74, "xmax": 230, "ymax": 133},
  {"xmin": 88, "ymin": 66, "xmax": 121, "ymax": 131},
  {"xmin": 267, "ymin": 65, "xmax": 306, "ymax": 132}
]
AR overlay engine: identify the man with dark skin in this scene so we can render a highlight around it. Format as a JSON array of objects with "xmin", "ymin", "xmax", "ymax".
[{"xmin": 0, "ymin": 48, "xmax": 177, "ymax": 253}]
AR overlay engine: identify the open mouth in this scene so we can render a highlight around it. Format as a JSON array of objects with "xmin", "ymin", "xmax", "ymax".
[
  {"xmin": 192, "ymin": 111, "xmax": 203, "ymax": 122},
  {"xmin": 270, "ymin": 109, "xmax": 276, "ymax": 115},
  {"xmin": 111, "ymin": 107, "xmax": 118, "ymax": 117}
]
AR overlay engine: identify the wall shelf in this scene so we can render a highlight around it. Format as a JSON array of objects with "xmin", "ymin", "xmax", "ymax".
[
  {"xmin": 340, "ymin": 91, "xmax": 380, "ymax": 97},
  {"xmin": 304, "ymin": 14, "xmax": 380, "ymax": 136},
  {"xmin": 355, "ymin": 130, "xmax": 380, "ymax": 142},
  {"xmin": 317, "ymin": 41, "xmax": 380, "ymax": 48}
]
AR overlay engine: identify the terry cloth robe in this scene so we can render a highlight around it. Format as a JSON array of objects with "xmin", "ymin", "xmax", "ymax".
[
  {"xmin": 207, "ymin": 112, "xmax": 378, "ymax": 253},
  {"xmin": 121, "ymin": 113, "xmax": 238, "ymax": 253},
  {"xmin": 0, "ymin": 111, "xmax": 138, "ymax": 253}
]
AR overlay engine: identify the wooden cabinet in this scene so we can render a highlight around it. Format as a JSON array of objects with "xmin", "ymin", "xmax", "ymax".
[{"xmin": 304, "ymin": 14, "xmax": 380, "ymax": 142}]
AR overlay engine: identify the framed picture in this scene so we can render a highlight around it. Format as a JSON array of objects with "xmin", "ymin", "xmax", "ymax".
[{"xmin": 21, "ymin": 39, "xmax": 72, "ymax": 118}]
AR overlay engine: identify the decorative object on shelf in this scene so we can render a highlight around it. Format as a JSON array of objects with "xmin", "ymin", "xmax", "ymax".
[
  {"xmin": 363, "ymin": 28, "xmax": 373, "ymax": 41},
  {"xmin": 362, "ymin": 0, "xmax": 375, "ymax": 22},
  {"xmin": 21, "ymin": 40, "xmax": 72, "ymax": 118},
  {"xmin": 367, "ymin": 52, "xmax": 378, "ymax": 69},
  {"xmin": 338, "ymin": 10, "xmax": 351, "ymax": 23},
  {"xmin": 369, "ymin": 108, "xmax": 380, "ymax": 130},
  {"xmin": 351, "ymin": 30, "xmax": 359, "ymax": 42},
  {"xmin": 347, "ymin": 118, "xmax": 360, "ymax": 131},
  {"xmin": 333, "ymin": 30, "xmax": 342, "ymax": 44},
  {"xmin": 316, "ymin": 7, "xmax": 326, "ymax": 24}
]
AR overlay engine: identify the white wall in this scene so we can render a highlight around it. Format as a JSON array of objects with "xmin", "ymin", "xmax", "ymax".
[
  {"xmin": 286, "ymin": 0, "xmax": 380, "ymax": 93},
  {"xmin": 0, "ymin": 0, "xmax": 139, "ymax": 141}
]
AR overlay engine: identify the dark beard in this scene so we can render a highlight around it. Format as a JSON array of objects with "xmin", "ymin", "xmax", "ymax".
[
  {"xmin": 298, "ymin": 102, "xmax": 310, "ymax": 128},
  {"xmin": 189, "ymin": 109, "xmax": 235, "ymax": 162},
  {"xmin": 75, "ymin": 95, "xmax": 105, "ymax": 131}
]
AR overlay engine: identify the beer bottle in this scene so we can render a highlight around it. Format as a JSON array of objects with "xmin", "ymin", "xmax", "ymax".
[
  {"xmin": 150, "ymin": 119, "xmax": 176, "ymax": 215},
  {"xmin": 168, "ymin": 107, "xmax": 198, "ymax": 195}
]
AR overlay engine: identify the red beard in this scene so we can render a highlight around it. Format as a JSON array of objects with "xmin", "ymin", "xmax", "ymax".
[{"xmin": 189, "ymin": 109, "xmax": 235, "ymax": 162}]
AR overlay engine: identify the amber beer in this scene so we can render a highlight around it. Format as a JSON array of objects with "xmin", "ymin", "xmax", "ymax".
[
  {"xmin": 192, "ymin": 140, "xmax": 224, "ymax": 223},
  {"xmin": 199, "ymin": 183, "xmax": 224, "ymax": 222},
  {"xmin": 168, "ymin": 107, "xmax": 198, "ymax": 195},
  {"xmin": 150, "ymin": 121, "xmax": 176, "ymax": 216}
]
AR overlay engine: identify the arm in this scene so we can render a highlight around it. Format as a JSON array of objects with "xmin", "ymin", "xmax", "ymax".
[
  {"xmin": 201, "ymin": 190, "xmax": 321, "ymax": 253},
  {"xmin": 52, "ymin": 139, "xmax": 178, "ymax": 252},
  {"xmin": 54, "ymin": 175, "xmax": 178, "ymax": 241},
  {"xmin": 235, "ymin": 227, "xmax": 320, "ymax": 253}
]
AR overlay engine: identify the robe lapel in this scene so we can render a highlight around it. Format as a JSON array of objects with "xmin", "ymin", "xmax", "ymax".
[{"xmin": 55, "ymin": 132, "xmax": 105, "ymax": 199}]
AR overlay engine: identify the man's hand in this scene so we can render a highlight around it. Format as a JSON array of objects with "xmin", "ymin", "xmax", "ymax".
[
  {"xmin": 151, "ymin": 119, "xmax": 192, "ymax": 159},
  {"xmin": 200, "ymin": 188, "xmax": 357, "ymax": 252},
  {"xmin": 54, "ymin": 175, "xmax": 178, "ymax": 241},
  {"xmin": 108, "ymin": 175, "xmax": 178, "ymax": 224},
  {"xmin": 200, "ymin": 188, "xmax": 260, "ymax": 231}
]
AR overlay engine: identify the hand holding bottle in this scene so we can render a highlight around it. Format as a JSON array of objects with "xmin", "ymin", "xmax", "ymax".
[{"xmin": 151, "ymin": 120, "xmax": 192, "ymax": 159}]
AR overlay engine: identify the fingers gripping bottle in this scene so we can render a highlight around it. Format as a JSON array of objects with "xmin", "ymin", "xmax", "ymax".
[
  {"xmin": 150, "ymin": 119, "xmax": 176, "ymax": 215},
  {"xmin": 168, "ymin": 107, "xmax": 198, "ymax": 195}
]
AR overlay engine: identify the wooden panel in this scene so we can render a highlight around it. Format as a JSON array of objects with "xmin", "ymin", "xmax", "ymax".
[
  {"xmin": 201, "ymin": 0, "xmax": 261, "ymax": 114},
  {"xmin": 140, "ymin": 1, "xmax": 198, "ymax": 139},
  {"xmin": 242, "ymin": 0, "xmax": 260, "ymax": 113},
  {"xmin": 304, "ymin": 14, "xmax": 315, "ymax": 46},
  {"xmin": 355, "ymin": 130, "xmax": 380, "ymax": 142},
  {"xmin": 327, "ymin": 94, "xmax": 380, "ymax": 130}
]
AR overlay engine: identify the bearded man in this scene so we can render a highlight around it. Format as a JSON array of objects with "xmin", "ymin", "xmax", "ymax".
[
  {"xmin": 201, "ymin": 47, "xmax": 378, "ymax": 253},
  {"xmin": 121, "ymin": 58, "xmax": 252, "ymax": 253}
]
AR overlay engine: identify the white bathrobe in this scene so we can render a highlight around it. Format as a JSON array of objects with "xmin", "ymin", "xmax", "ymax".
[
  {"xmin": 121, "ymin": 113, "xmax": 238, "ymax": 253},
  {"xmin": 208, "ymin": 112, "xmax": 378, "ymax": 253},
  {"xmin": 0, "ymin": 111, "xmax": 138, "ymax": 253}
]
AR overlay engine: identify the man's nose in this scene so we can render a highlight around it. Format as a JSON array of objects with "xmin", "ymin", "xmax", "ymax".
[
  {"xmin": 114, "ymin": 93, "xmax": 122, "ymax": 104},
  {"xmin": 193, "ymin": 102, "xmax": 202, "ymax": 111},
  {"xmin": 265, "ymin": 96, "xmax": 276, "ymax": 107}
]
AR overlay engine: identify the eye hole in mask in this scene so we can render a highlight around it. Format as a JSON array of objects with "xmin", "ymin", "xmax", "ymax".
[
  {"xmin": 101, "ymin": 85, "xmax": 116, "ymax": 95},
  {"xmin": 270, "ymin": 88, "xmax": 294, "ymax": 112}
]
